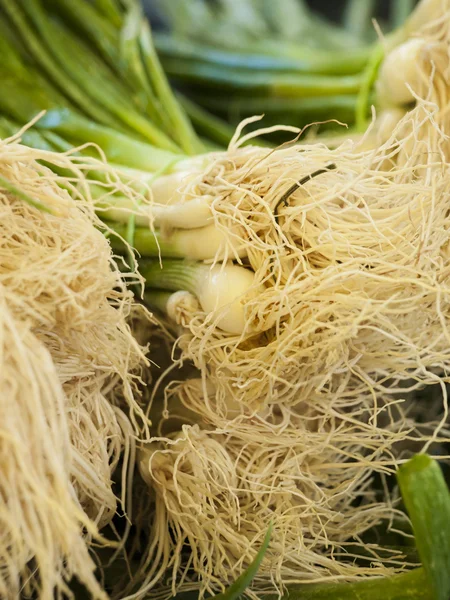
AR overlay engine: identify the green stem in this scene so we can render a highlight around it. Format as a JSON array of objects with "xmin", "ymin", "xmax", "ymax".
[
  {"xmin": 138, "ymin": 258, "xmax": 202, "ymax": 295},
  {"xmin": 43, "ymin": 0, "xmax": 118, "ymax": 62},
  {"xmin": 212, "ymin": 524, "xmax": 272, "ymax": 600},
  {"xmin": 44, "ymin": 0, "xmax": 165, "ymax": 126},
  {"xmin": 273, "ymin": 75, "xmax": 362, "ymax": 99},
  {"xmin": 41, "ymin": 130, "xmax": 75, "ymax": 153},
  {"xmin": 1, "ymin": 0, "xmax": 123, "ymax": 133},
  {"xmin": 155, "ymin": 34, "xmax": 371, "ymax": 76},
  {"xmin": 397, "ymin": 455, "xmax": 450, "ymax": 600},
  {"xmin": 92, "ymin": 0, "xmax": 122, "ymax": 27},
  {"xmin": 143, "ymin": 289, "xmax": 173, "ymax": 314},
  {"xmin": 109, "ymin": 223, "xmax": 224, "ymax": 260},
  {"xmin": 139, "ymin": 17, "xmax": 204, "ymax": 155},
  {"xmin": 161, "ymin": 60, "xmax": 362, "ymax": 98},
  {"xmin": 274, "ymin": 568, "xmax": 432, "ymax": 600},
  {"xmin": 0, "ymin": 117, "xmax": 55, "ymax": 152},
  {"xmin": 10, "ymin": 0, "xmax": 181, "ymax": 152},
  {"xmin": 193, "ymin": 94, "xmax": 361, "ymax": 121},
  {"xmin": 355, "ymin": 43, "xmax": 385, "ymax": 131},
  {"xmin": 0, "ymin": 118, "xmax": 120, "ymax": 187},
  {"xmin": 37, "ymin": 110, "xmax": 183, "ymax": 172},
  {"xmin": 178, "ymin": 95, "xmax": 235, "ymax": 147},
  {"xmin": 118, "ymin": 2, "xmax": 170, "ymax": 128}
]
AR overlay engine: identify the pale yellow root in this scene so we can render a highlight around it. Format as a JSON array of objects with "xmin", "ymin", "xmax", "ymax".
[
  {"xmin": 0, "ymin": 139, "xmax": 151, "ymax": 598},
  {"xmin": 162, "ymin": 122, "xmax": 450, "ymax": 415},
  {"xmin": 0, "ymin": 291, "xmax": 106, "ymax": 600},
  {"xmin": 136, "ymin": 378, "xmax": 449, "ymax": 598}
]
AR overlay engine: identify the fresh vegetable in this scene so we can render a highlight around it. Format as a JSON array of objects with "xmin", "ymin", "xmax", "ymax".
[
  {"xmin": 2, "ymin": 2, "xmax": 450, "ymax": 600},
  {"xmin": 2, "ymin": 0, "xmax": 449, "ymax": 399},
  {"xmin": 139, "ymin": 259, "xmax": 258, "ymax": 334},
  {"xmin": 1, "ymin": 0, "xmax": 449, "ymax": 401},
  {"xmin": 0, "ymin": 0, "xmax": 266, "ymax": 336}
]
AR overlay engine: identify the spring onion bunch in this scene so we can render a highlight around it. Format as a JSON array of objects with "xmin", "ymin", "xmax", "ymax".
[
  {"xmin": 152, "ymin": 0, "xmax": 419, "ymax": 136},
  {"xmin": 0, "ymin": 135, "xmax": 153, "ymax": 600},
  {"xmin": 2, "ymin": 3, "xmax": 450, "ymax": 597},
  {"xmin": 2, "ymin": 0, "xmax": 450, "ymax": 406}
]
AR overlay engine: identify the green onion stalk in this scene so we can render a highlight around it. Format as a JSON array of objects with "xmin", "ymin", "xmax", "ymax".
[
  {"xmin": 0, "ymin": 0, "xmax": 441, "ymax": 336},
  {"xmin": 151, "ymin": 0, "xmax": 424, "ymax": 136}
]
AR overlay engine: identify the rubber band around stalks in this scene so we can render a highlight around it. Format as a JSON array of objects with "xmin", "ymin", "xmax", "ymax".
[{"xmin": 0, "ymin": 136, "xmax": 152, "ymax": 599}]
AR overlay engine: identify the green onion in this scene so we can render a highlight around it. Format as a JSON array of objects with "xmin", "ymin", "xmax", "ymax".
[
  {"xmin": 0, "ymin": 26, "xmax": 183, "ymax": 172},
  {"xmin": 47, "ymin": 0, "xmax": 202, "ymax": 155},
  {"xmin": 190, "ymin": 94, "xmax": 362, "ymax": 132},
  {"xmin": 154, "ymin": 34, "xmax": 371, "ymax": 76},
  {"xmin": 138, "ymin": 15, "xmax": 203, "ymax": 155},
  {"xmin": 153, "ymin": 0, "xmax": 419, "ymax": 136},
  {"xmin": 2, "ymin": 0, "xmax": 124, "ymax": 133},
  {"xmin": 101, "ymin": 195, "xmax": 213, "ymax": 230},
  {"xmin": 140, "ymin": 259, "xmax": 257, "ymax": 334},
  {"xmin": 177, "ymin": 94, "xmax": 242, "ymax": 149},
  {"xmin": 109, "ymin": 222, "xmax": 244, "ymax": 261},
  {"xmin": 157, "ymin": 60, "xmax": 363, "ymax": 98},
  {"xmin": 4, "ymin": 0, "xmax": 180, "ymax": 152}
]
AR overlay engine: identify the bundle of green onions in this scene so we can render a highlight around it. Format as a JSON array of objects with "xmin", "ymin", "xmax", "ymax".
[
  {"xmin": 2, "ymin": 1, "xmax": 450, "ymax": 598},
  {"xmin": 151, "ymin": 0, "xmax": 420, "ymax": 135},
  {"xmin": 0, "ymin": 1, "xmax": 231, "ymax": 256},
  {"xmin": 1, "ymin": 0, "xmax": 450, "ymax": 398}
]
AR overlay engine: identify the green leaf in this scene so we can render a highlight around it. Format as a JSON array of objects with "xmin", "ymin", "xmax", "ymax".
[
  {"xmin": 276, "ymin": 568, "xmax": 432, "ymax": 600},
  {"xmin": 92, "ymin": 0, "xmax": 122, "ymax": 28},
  {"xmin": 397, "ymin": 454, "xmax": 450, "ymax": 600}
]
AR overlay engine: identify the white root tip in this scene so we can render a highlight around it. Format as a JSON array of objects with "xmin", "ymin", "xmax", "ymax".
[{"xmin": 166, "ymin": 290, "xmax": 200, "ymax": 326}]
